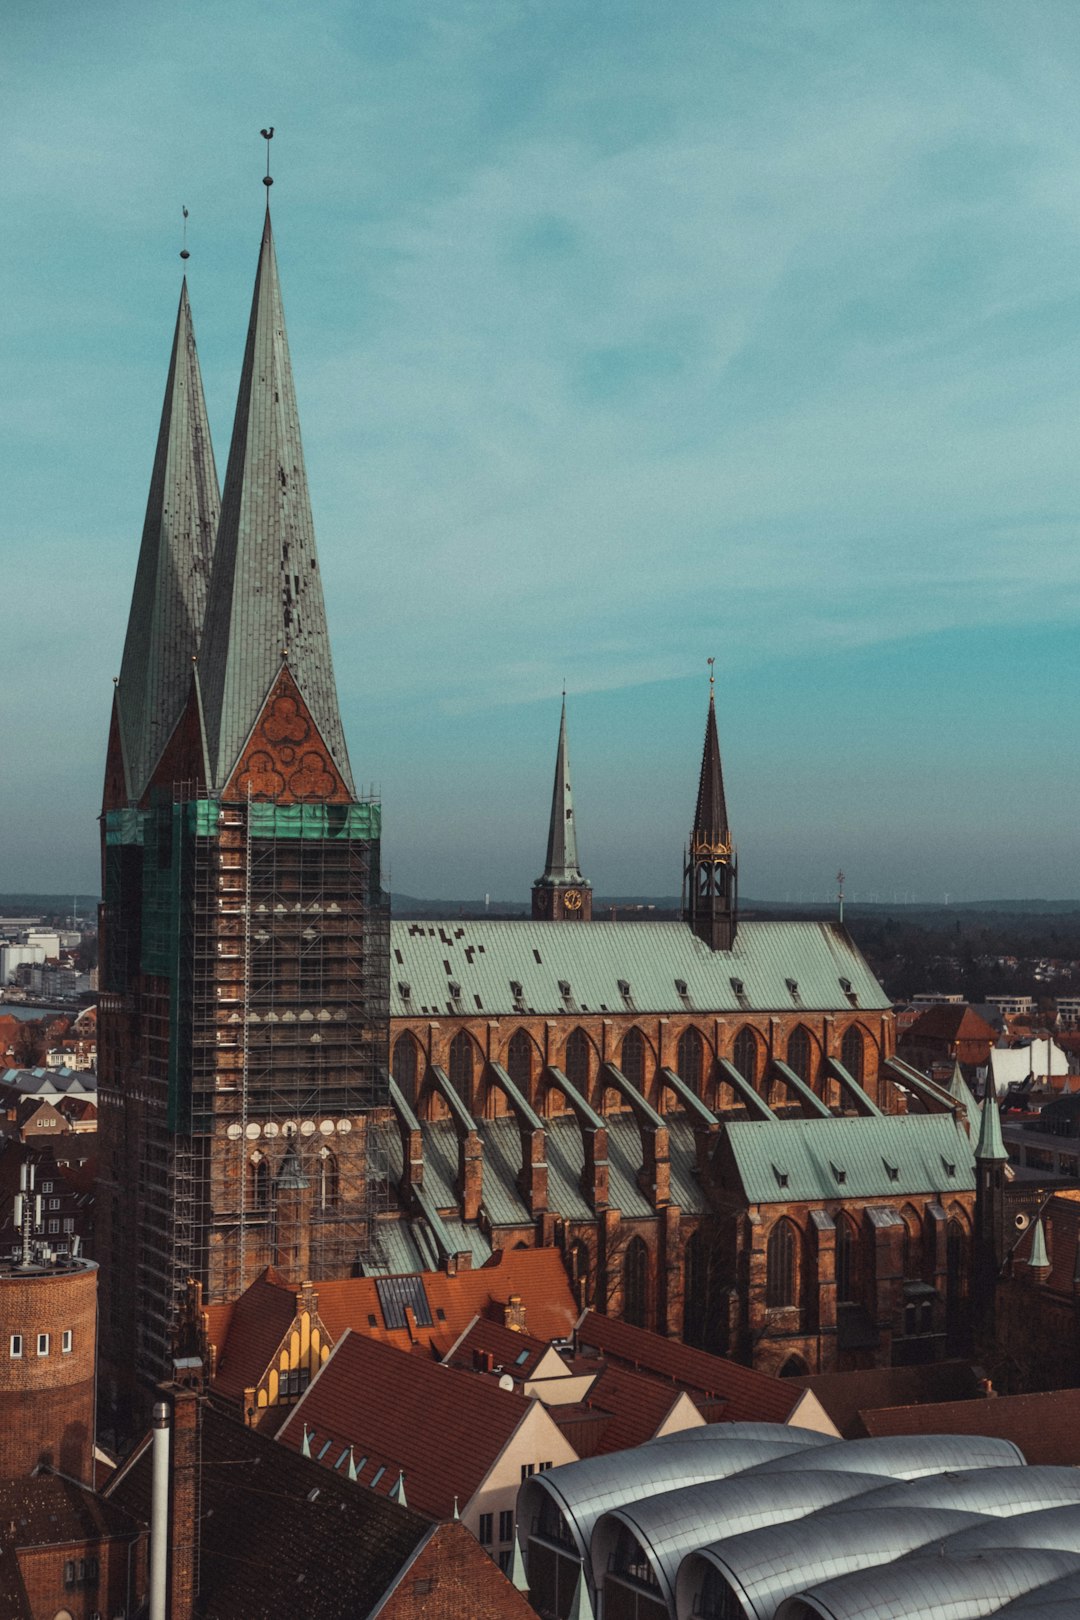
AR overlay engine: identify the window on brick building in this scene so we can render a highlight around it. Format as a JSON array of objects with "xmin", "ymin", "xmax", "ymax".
[
  {"xmin": 48, "ymin": 1219, "xmax": 59, "ymax": 1234},
  {"xmin": 683, "ymin": 1229, "xmax": 708, "ymax": 1349},
  {"xmin": 499, "ymin": 1550, "xmax": 512, "ymax": 1573},
  {"xmin": 787, "ymin": 1027, "xmax": 813, "ymax": 1084},
  {"xmin": 318, "ymin": 1147, "xmax": 339, "ymax": 1212},
  {"xmin": 621, "ymin": 1028, "xmax": 645, "ymax": 1089},
  {"xmin": 733, "ymin": 1026, "xmax": 759, "ymax": 1085},
  {"xmin": 623, "ymin": 1235, "xmax": 649, "ymax": 1328},
  {"xmin": 62, "ymin": 1330, "xmax": 72, "ymax": 1354},
  {"xmin": 9, "ymin": 1335, "xmax": 21, "ymax": 1358},
  {"xmin": 766, "ymin": 1220, "xmax": 798, "ymax": 1308},
  {"xmin": 499, "ymin": 1509, "xmax": 514, "ymax": 1542},
  {"xmin": 565, "ymin": 1029, "xmax": 591, "ymax": 1091},
  {"xmin": 391, "ymin": 1034, "xmax": 419, "ymax": 1104},
  {"xmin": 249, "ymin": 1153, "xmax": 269, "ymax": 1211},
  {"xmin": 841, "ymin": 1025, "xmax": 865, "ymax": 1084},
  {"xmin": 507, "ymin": 1029, "xmax": 533, "ymax": 1090},
  {"xmin": 48, "ymin": 1198, "xmax": 60, "ymax": 1211},
  {"xmin": 479, "ymin": 1513, "xmax": 493, "ymax": 1544},
  {"xmin": 521, "ymin": 1463, "xmax": 535, "ymax": 1481},
  {"xmin": 449, "ymin": 1032, "xmax": 474, "ymax": 1102},
  {"xmin": 63, "ymin": 1218, "xmax": 74, "ymax": 1233},
  {"xmin": 677, "ymin": 1027, "xmax": 704, "ymax": 1094},
  {"xmin": 835, "ymin": 1217, "xmax": 860, "ymax": 1304}
]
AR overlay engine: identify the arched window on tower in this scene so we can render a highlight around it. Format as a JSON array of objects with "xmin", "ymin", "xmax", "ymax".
[
  {"xmin": 900, "ymin": 1204, "xmax": 921, "ymax": 1281},
  {"xmin": 786, "ymin": 1026, "xmax": 814, "ymax": 1085},
  {"xmin": 621, "ymin": 1028, "xmax": 645, "ymax": 1090},
  {"xmin": 766, "ymin": 1220, "xmax": 798, "ymax": 1308},
  {"xmin": 677, "ymin": 1027, "xmax": 704, "ymax": 1095},
  {"xmin": 623, "ymin": 1236, "xmax": 649, "ymax": 1328},
  {"xmin": 835, "ymin": 1217, "xmax": 860, "ymax": 1304},
  {"xmin": 392, "ymin": 1034, "xmax": 419, "ymax": 1104},
  {"xmin": 565, "ymin": 1028, "xmax": 591, "ymax": 1092},
  {"xmin": 249, "ymin": 1154, "xmax": 269, "ymax": 1212},
  {"xmin": 947, "ymin": 1215, "xmax": 969, "ymax": 1344},
  {"xmin": 841, "ymin": 1025, "xmax": 865, "ymax": 1085},
  {"xmin": 507, "ymin": 1029, "xmax": 533, "ymax": 1090},
  {"xmin": 733, "ymin": 1026, "xmax": 759, "ymax": 1085},
  {"xmin": 448, "ymin": 1032, "xmax": 474, "ymax": 1103},
  {"xmin": 570, "ymin": 1238, "xmax": 591, "ymax": 1310},
  {"xmin": 318, "ymin": 1147, "xmax": 339, "ymax": 1212}
]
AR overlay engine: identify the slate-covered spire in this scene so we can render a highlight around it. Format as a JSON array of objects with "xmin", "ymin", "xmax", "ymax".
[
  {"xmin": 115, "ymin": 279, "xmax": 220, "ymax": 802},
  {"xmin": 532, "ymin": 695, "xmax": 592, "ymax": 921},
  {"xmin": 198, "ymin": 209, "xmax": 355, "ymax": 796},
  {"xmin": 975, "ymin": 1085, "xmax": 1007, "ymax": 1162},
  {"xmin": 683, "ymin": 670, "xmax": 737, "ymax": 951}
]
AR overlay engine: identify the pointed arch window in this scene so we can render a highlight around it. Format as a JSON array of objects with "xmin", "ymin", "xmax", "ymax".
[
  {"xmin": 766, "ymin": 1220, "xmax": 797, "ymax": 1308},
  {"xmin": 249, "ymin": 1154, "xmax": 269, "ymax": 1212},
  {"xmin": 677, "ymin": 1027, "xmax": 704, "ymax": 1094},
  {"xmin": 569, "ymin": 1238, "xmax": 591, "ymax": 1310},
  {"xmin": 621, "ymin": 1028, "xmax": 645, "ymax": 1089},
  {"xmin": 733, "ymin": 1027, "xmax": 759, "ymax": 1085},
  {"xmin": 841, "ymin": 1025, "xmax": 865, "ymax": 1084},
  {"xmin": 900, "ymin": 1204, "xmax": 921, "ymax": 1280},
  {"xmin": 787, "ymin": 1027, "xmax": 813, "ymax": 1084},
  {"xmin": 392, "ymin": 1034, "xmax": 419, "ymax": 1104},
  {"xmin": 565, "ymin": 1029, "xmax": 591, "ymax": 1092},
  {"xmin": 318, "ymin": 1147, "xmax": 339, "ymax": 1212},
  {"xmin": 683, "ymin": 1229, "xmax": 707, "ymax": 1348},
  {"xmin": 448, "ymin": 1032, "xmax": 474, "ymax": 1101},
  {"xmin": 623, "ymin": 1236, "xmax": 649, "ymax": 1328},
  {"xmin": 835, "ymin": 1217, "xmax": 859, "ymax": 1304},
  {"xmin": 947, "ymin": 1217, "xmax": 969, "ymax": 1308},
  {"xmin": 507, "ymin": 1030, "xmax": 533, "ymax": 1090}
]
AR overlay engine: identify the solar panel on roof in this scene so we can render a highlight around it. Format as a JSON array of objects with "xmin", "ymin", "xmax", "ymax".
[{"xmin": 376, "ymin": 1274, "xmax": 434, "ymax": 1330}]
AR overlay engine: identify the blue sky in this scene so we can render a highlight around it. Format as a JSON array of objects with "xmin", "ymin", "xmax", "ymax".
[{"xmin": 2, "ymin": 0, "xmax": 1079, "ymax": 901}]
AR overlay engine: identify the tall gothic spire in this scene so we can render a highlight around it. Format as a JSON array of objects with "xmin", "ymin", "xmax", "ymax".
[
  {"xmin": 683, "ymin": 670, "xmax": 737, "ymax": 950},
  {"xmin": 198, "ymin": 209, "xmax": 355, "ymax": 796},
  {"xmin": 115, "ymin": 279, "xmax": 220, "ymax": 803},
  {"xmin": 532, "ymin": 695, "xmax": 591, "ymax": 921}
]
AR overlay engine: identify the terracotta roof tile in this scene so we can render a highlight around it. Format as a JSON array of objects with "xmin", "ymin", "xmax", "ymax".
[
  {"xmin": 211, "ymin": 1268, "xmax": 299, "ymax": 1400},
  {"xmin": 793, "ymin": 1359, "xmax": 980, "ymax": 1438},
  {"xmin": 903, "ymin": 1004, "xmax": 998, "ymax": 1044},
  {"xmin": 861, "ymin": 1387, "xmax": 1080, "ymax": 1465},
  {"xmin": 575, "ymin": 1311, "xmax": 800, "ymax": 1424},
  {"xmin": 277, "ymin": 1329, "xmax": 539, "ymax": 1520}
]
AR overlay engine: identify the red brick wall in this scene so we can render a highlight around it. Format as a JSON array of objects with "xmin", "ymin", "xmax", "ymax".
[
  {"xmin": 377, "ymin": 1523, "xmax": 537, "ymax": 1620},
  {"xmin": 0, "ymin": 1263, "xmax": 97, "ymax": 1481},
  {"xmin": 15, "ymin": 1532, "xmax": 143, "ymax": 1620}
]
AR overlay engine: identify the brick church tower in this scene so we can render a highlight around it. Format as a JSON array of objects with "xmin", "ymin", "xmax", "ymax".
[
  {"xmin": 98, "ymin": 204, "xmax": 388, "ymax": 1418},
  {"xmin": 532, "ymin": 695, "xmax": 592, "ymax": 921},
  {"xmin": 683, "ymin": 667, "xmax": 737, "ymax": 951}
]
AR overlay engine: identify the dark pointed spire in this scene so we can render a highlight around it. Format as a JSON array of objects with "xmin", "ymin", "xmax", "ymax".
[
  {"xmin": 683, "ymin": 665, "xmax": 737, "ymax": 951},
  {"xmin": 198, "ymin": 210, "xmax": 356, "ymax": 795},
  {"xmin": 116, "ymin": 279, "xmax": 220, "ymax": 802},
  {"xmin": 533, "ymin": 695, "xmax": 591, "ymax": 921}
]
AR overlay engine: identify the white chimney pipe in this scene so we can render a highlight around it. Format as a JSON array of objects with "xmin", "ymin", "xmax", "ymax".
[{"xmin": 150, "ymin": 1401, "xmax": 170, "ymax": 1620}]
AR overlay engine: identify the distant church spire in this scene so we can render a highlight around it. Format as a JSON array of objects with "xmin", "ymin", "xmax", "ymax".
[
  {"xmin": 110, "ymin": 279, "xmax": 220, "ymax": 805},
  {"xmin": 683, "ymin": 663, "xmax": 737, "ymax": 951},
  {"xmin": 532, "ymin": 694, "xmax": 591, "ymax": 921},
  {"xmin": 197, "ymin": 207, "xmax": 356, "ymax": 796}
]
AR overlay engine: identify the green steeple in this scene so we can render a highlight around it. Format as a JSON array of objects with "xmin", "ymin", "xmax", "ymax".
[
  {"xmin": 541, "ymin": 697, "xmax": 584, "ymax": 885},
  {"xmin": 975, "ymin": 1085, "xmax": 1007, "ymax": 1163},
  {"xmin": 948, "ymin": 1059, "xmax": 981, "ymax": 1131},
  {"xmin": 198, "ymin": 209, "xmax": 355, "ymax": 795},
  {"xmin": 117, "ymin": 279, "xmax": 220, "ymax": 801},
  {"xmin": 1029, "ymin": 1214, "xmax": 1049, "ymax": 1271}
]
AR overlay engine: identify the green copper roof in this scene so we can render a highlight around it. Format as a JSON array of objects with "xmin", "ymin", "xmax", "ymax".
[
  {"xmin": 948, "ymin": 1059, "xmax": 982, "ymax": 1127},
  {"xmin": 199, "ymin": 210, "xmax": 355, "ymax": 794},
  {"xmin": 538, "ymin": 696, "xmax": 586, "ymax": 887},
  {"xmin": 723, "ymin": 1113, "xmax": 976, "ymax": 1205},
  {"xmin": 1029, "ymin": 1215, "xmax": 1049, "ymax": 1270},
  {"xmin": 117, "ymin": 279, "xmax": 219, "ymax": 800},
  {"xmin": 975, "ymin": 1088, "xmax": 1008, "ymax": 1162},
  {"xmin": 389, "ymin": 918, "xmax": 889, "ymax": 1018},
  {"xmin": 692, "ymin": 682, "xmax": 731, "ymax": 850}
]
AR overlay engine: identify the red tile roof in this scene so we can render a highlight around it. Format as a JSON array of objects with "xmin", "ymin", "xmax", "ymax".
[
  {"xmin": 277, "ymin": 1329, "xmax": 541, "ymax": 1520},
  {"xmin": 551, "ymin": 1362, "xmax": 699, "ymax": 1456},
  {"xmin": 902, "ymin": 1004, "xmax": 997, "ymax": 1046},
  {"xmin": 793, "ymin": 1359, "xmax": 980, "ymax": 1438},
  {"xmin": 575, "ymin": 1311, "xmax": 801, "ymax": 1425},
  {"xmin": 861, "ymin": 1388, "xmax": 1080, "ymax": 1465},
  {"xmin": 440, "ymin": 1316, "xmax": 555, "ymax": 1380},
  {"xmin": 210, "ymin": 1268, "xmax": 299, "ymax": 1400}
]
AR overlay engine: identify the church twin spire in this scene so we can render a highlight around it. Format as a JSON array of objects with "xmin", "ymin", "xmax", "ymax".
[{"xmin": 109, "ymin": 203, "xmax": 355, "ymax": 810}]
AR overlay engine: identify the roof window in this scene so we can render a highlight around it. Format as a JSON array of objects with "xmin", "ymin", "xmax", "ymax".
[
  {"xmin": 618, "ymin": 979, "xmax": 631, "ymax": 998},
  {"xmin": 448, "ymin": 981, "xmax": 461, "ymax": 1000},
  {"xmin": 510, "ymin": 980, "xmax": 524, "ymax": 1000},
  {"xmin": 830, "ymin": 1162, "xmax": 846, "ymax": 1185},
  {"xmin": 941, "ymin": 1157, "xmax": 957, "ymax": 1178},
  {"xmin": 558, "ymin": 980, "xmax": 572, "ymax": 999},
  {"xmin": 882, "ymin": 1160, "xmax": 900, "ymax": 1182},
  {"xmin": 397, "ymin": 981, "xmax": 411, "ymax": 1000},
  {"xmin": 786, "ymin": 978, "xmax": 801, "ymax": 1002},
  {"xmin": 772, "ymin": 1164, "xmax": 789, "ymax": 1189}
]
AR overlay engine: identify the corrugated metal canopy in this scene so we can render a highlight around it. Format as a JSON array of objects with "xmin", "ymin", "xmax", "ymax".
[{"xmin": 389, "ymin": 919, "xmax": 889, "ymax": 1018}]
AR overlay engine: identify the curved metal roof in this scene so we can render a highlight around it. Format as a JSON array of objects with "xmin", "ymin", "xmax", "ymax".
[
  {"xmin": 745, "ymin": 1431, "xmax": 1024, "ymax": 1480},
  {"xmin": 590, "ymin": 1469, "xmax": 889, "ymax": 1612},
  {"xmin": 930, "ymin": 1502, "xmax": 1080, "ymax": 1555},
  {"xmin": 647, "ymin": 1422, "xmax": 835, "ymax": 1448},
  {"xmin": 864, "ymin": 1465, "xmax": 1080, "ymax": 1516},
  {"xmin": 770, "ymin": 1547, "xmax": 1080, "ymax": 1620},
  {"xmin": 678, "ymin": 1505, "xmax": 986, "ymax": 1620},
  {"xmin": 993, "ymin": 1570, "xmax": 1080, "ymax": 1615},
  {"xmin": 518, "ymin": 1431, "xmax": 822, "ymax": 1572}
]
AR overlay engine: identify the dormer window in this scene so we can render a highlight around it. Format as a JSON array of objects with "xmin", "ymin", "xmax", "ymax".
[
  {"xmin": 510, "ymin": 980, "xmax": 524, "ymax": 1000},
  {"xmin": 558, "ymin": 980, "xmax": 572, "ymax": 999},
  {"xmin": 730, "ymin": 977, "xmax": 744, "ymax": 996},
  {"xmin": 448, "ymin": 981, "xmax": 461, "ymax": 1001},
  {"xmin": 830, "ymin": 1162, "xmax": 846, "ymax": 1185},
  {"xmin": 618, "ymin": 979, "xmax": 631, "ymax": 998},
  {"xmin": 397, "ymin": 981, "xmax": 411, "ymax": 1000},
  {"xmin": 786, "ymin": 978, "xmax": 800, "ymax": 999},
  {"xmin": 675, "ymin": 979, "xmax": 688, "ymax": 997}
]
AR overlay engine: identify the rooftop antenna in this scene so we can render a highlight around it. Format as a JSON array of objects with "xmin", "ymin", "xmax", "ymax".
[
  {"xmin": 837, "ymin": 869, "xmax": 845, "ymax": 926},
  {"xmin": 180, "ymin": 205, "xmax": 190, "ymax": 262},
  {"xmin": 261, "ymin": 127, "xmax": 275, "ymax": 193}
]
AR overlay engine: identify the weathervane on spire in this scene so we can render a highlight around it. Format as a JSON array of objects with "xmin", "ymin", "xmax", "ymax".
[
  {"xmin": 837, "ymin": 869, "xmax": 846, "ymax": 925},
  {"xmin": 180, "ymin": 205, "xmax": 190, "ymax": 261},
  {"xmin": 707, "ymin": 655, "xmax": 715, "ymax": 694},
  {"xmin": 261, "ymin": 127, "xmax": 275, "ymax": 190}
]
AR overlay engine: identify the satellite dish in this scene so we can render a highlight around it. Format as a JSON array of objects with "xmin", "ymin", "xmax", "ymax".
[{"xmin": 498, "ymin": 1373, "xmax": 515, "ymax": 1392}]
